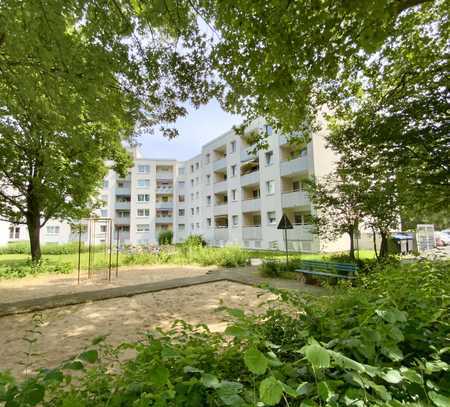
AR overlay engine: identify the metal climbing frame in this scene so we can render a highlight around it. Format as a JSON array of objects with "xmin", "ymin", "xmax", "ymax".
[{"xmin": 76, "ymin": 218, "xmax": 118, "ymax": 284}]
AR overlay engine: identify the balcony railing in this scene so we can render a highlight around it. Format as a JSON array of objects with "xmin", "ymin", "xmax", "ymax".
[
  {"xmin": 242, "ymin": 226, "xmax": 262, "ymax": 240},
  {"xmin": 286, "ymin": 224, "xmax": 315, "ymax": 241},
  {"xmin": 155, "ymin": 216, "xmax": 174, "ymax": 224},
  {"xmin": 280, "ymin": 156, "xmax": 308, "ymax": 176},
  {"xmin": 214, "ymin": 227, "xmax": 229, "ymax": 241},
  {"xmin": 240, "ymin": 148, "xmax": 258, "ymax": 163},
  {"xmin": 213, "ymin": 180, "xmax": 227, "ymax": 192},
  {"xmin": 213, "ymin": 204, "xmax": 228, "ymax": 216},
  {"xmin": 240, "ymin": 171, "xmax": 260, "ymax": 186},
  {"xmin": 156, "ymin": 187, "xmax": 173, "ymax": 194},
  {"xmin": 155, "ymin": 201, "xmax": 174, "ymax": 209},
  {"xmin": 115, "ymin": 201, "xmax": 131, "ymax": 210},
  {"xmin": 213, "ymin": 158, "xmax": 227, "ymax": 171},
  {"xmin": 281, "ymin": 190, "xmax": 309, "ymax": 208},
  {"xmin": 241, "ymin": 197, "xmax": 261, "ymax": 213},
  {"xmin": 156, "ymin": 171, "xmax": 174, "ymax": 180},
  {"xmin": 115, "ymin": 187, "xmax": 131, "ymax": 195}
]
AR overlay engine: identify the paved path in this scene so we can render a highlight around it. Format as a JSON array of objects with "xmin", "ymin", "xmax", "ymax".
[{"xmin": 0, "ymin": 268, "xmax": 322, "ymax": 317}]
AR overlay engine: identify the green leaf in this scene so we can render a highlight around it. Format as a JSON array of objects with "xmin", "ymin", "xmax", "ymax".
[
  {"xmin": 260, "ymin": 376, "xmax": 283, "ymax": 406},
  {"xmin": 149, "ymin": 365, "xmax": 169, "ymax": 386},
  {"xmin": 216, "ymin": 381, "xmax": 244, "ymax": 406},
  {"xmin": 318, "ymin": 381, "xmax": 333, "ymax": 402},
  {"xmin": 381, "ymin": 369, "xmax": 402, "ymax": 384},
  {"xmin": 183, "ymin": 366, "xmax": 203, "ymax": 373},
  {"xmin": 63, "ymin": 360, "xmax": 84, "ymax": 371},
  {"xmin": 91, "ymin": 335, "xmax": 107, "ymax": 345},
  {"xmin": 375, "ymin": 308, "xmax": 407, "ymax": 323},
  {"xmin": 22, "ymin": 383, "xmax": 45, "ymax": 406},
  {"xmin": 224, "ymin": 325, "xmax": 248, "ymax": 338},
  {"xmin": 244, "ymin": 347, "xmax": 268, "ymax": 375},
  {"xmin": 79, "ymin": 349, "xmax": 98, "ymax": 364},
  {"xmin": 201, "ymin": 373, "xmax": 219, "ymax": 388},
  {"xmin": 429, "ymin": 391, "xmax": 450, "ymax": 407},
  {"xmin": 296, "ymin": 382, "xmax": 314, "ymax": 396},
  {"xmin": 302, "ymin": 344, "xmax": 331, "ymax": 369}
]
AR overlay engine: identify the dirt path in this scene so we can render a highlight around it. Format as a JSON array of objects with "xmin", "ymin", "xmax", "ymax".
[
  {"xmin": 0, "ymin": 281, "xmax": 275, "ymax": 378},
  {"xmin": 0, "ymin": 265, "xmax": 214, "ymax": 304}
]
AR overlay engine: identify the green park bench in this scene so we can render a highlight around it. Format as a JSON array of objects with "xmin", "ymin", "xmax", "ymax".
[{"xmin": 295, "ymin": 260, "xmax": 357, "ymax": 281}]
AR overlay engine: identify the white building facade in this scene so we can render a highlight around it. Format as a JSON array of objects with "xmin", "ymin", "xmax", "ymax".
[{"xmin": 0, "ymin": 118, "xmax": 350, "ymax": 252}]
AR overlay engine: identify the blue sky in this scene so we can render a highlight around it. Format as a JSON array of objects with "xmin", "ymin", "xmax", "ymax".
[{"xmin": 137, "ymin": 99, "xmax": 243, "ymax": 160}]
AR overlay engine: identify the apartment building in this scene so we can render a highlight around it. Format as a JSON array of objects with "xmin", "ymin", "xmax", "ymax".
[{"xmin": 0, "ymin": 117, "xmax": 346, "ymax": 252}]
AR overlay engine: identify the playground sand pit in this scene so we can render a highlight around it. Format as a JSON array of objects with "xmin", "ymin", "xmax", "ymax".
[
  {"xmin": 0, "ymin": 265, "xmax": 213, "ymax": 304},
  {"xmin": 0, "ymin": 281, "xmax": 275, "ymax": 377}
]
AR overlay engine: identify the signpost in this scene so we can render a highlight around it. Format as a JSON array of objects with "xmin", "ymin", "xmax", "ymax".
[{"xmin": 277, "ymin": 214, "xmax": 293, "ymax": 266}]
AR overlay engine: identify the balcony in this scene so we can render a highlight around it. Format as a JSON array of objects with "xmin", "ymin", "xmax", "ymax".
[
  {"xmin": 281, "ymin": 190, "xmax": 309, "ymax": 208},
  {"xmin": 156, "ymin": 187, "xmax": 173, "ymax": 194},
  {"xmin": 213, "ymin": 180, "xmax": 227, "ymax": 192},
  {"xmin": 242, "ymin": 226, "xmax": 262, "ymax": 240},
  {"xmin": 240, "ymin": 171, "xmax": 260, "ymax": 186},
  {"xmin": 280, "ymin": 157, "xmax": 308, "ymax": 176},
  {"xmin": 156, "ymin": 171, "xmax": 174, "ymax": 180},
  {"xmin": 214, "ymin": 227, "xmax": 229, "ymax": 241},
  {"xmin": 240, "ymin": 148, "xmax": 257, "ymax": 163},
  {"xmin": 115, "ymin": 217, "xmax": 130, "ymax": 225},
  {"xmin": 155, "ymin": 216, "xmax": 173, "ymax": 224},
  {"xmin": 213, "ymin": 158, "xmax": 227, "ymax": 171},
  {"xmin": 115, "ymin": 187, "xmax": 131, "ymax": 195},
  {"xmin": 115, "ymin": 201, "xmax": 131, "ymax": 210},
  {"xmin": 213, "ymin": 204, "xmax": 228, "ymax": 216},
  {"xmin": 155, "ymin": 201, "xmax": 174, "ymax": 209},
  {"xmin": 241, "ymin": 198, "xmax": 261, "ymax": 213},
  {"xmin": 287, "ymin": 225, "xmax": 315, "ymax": 241}
]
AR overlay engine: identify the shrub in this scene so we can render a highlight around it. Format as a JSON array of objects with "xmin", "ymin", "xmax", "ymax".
[
  {"xmin": 0, "ymin": 259, "xmax": 72, "ymax": 279},
  {"xmin": 0, "ymin": 242, "xmax": 104, "ymax": 255},
  {"xmin": 260, "ymin": 259, "xmax": 302, "ymax": 277},
  {"xmin": 2, "ymin": 261, "xmax": 449, "ymax": 405},
  {"xmin": 183, "ymin": 234, "xmax": 206, "ymax": 247},
  {"xmin": 158, "ymin": 230, "xmax": 173, "ymax": 245}
]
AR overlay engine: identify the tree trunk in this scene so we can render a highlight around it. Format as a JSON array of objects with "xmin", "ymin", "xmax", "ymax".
[
  {"xmin": 372, "ymin": 228, "xmax": 379, "ymax": 260},
  {"xmin": 379, "ymin": 231, "xmax": 389, "ymax": 259},
  {"xmin": 348, "ymin": 230, "xmax": 355, "ymax": 261},
  {"xmin": 27, "ymin": 213, "xmax": 41, "ymax": 263}
]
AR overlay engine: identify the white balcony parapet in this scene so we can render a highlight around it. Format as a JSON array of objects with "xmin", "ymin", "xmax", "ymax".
[
  {"xmin": 242, "ymin": 226, "xmax": 262, "ymax": 240},
  {"xmin": 213, "ymin": 204, "xmax": 228, "ymax": 216},
  {"xmin": 240, "ymin": 148, "xmax": 257, "ymax": 163},
  {"xmin": 213, "ymin": 180, "xmax": 228, "ymax": 192},
  {"xmin": 214, "ymin": 227, "xmax": 229, "ymax": 241},
  {"xmin": 280, "ymin": 156, "xmax": 308, "ymax": 176},
  {"xmin": 155, "ymin": 216, "xmax": 173, "ymax": 224},
  {"xmin": 281, "ymin": 190, "xmax": 310, "ymax": 208},
  {"xmin": 115, "ymin": 187, "xmax": 131, "ymax": 195},
  {"xmin": 115, "ymin": 201, "xmax": 131, "ymax": 210},
  {"xmin": 241, "ymin": 198, "xmax": 261, "ymax": 213},
  {"xmin": 156, "ymin": 171, "xmax": 174, "ymax": 180},
  {"xmin": 240, "ymin": 171, "xmax": 260, "ymax": 186},
  {"xmin": 213, "ymin": 158, "xmax": 227, "ymax": 171},
  {"xmin": 156, "ymin": 187, "xmax": 173, "ymax": 194},
  {"xmin": 155, "ymin": 201, "xmax": 174, "ymax": 209}
]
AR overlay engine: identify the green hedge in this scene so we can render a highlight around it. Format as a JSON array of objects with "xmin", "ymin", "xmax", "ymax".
[
  {"xmin": 1, "ymin": 261, "xmax": 448, "ymax": 405},
  {"xmin": 0, "ymin": 242, "xmax": 106, "ymax": 255}
]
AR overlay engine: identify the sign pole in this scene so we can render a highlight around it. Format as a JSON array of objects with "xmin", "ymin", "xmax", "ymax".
[
  {"xmin": 284, "ymin": 228, "xmax": 289, "ymax": 266},
  {"xmin": 277, "ymin": 214, "xmax": 293, "ymax": 268}
]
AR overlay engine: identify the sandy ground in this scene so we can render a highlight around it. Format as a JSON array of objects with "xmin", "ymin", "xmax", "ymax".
[
  {"xmin": 0, "ymin": 281, "xmax": 276, "ymax": 377},
  {"xmin": 0, "ymin": 265, "xmax": 214, "ymax": 304}
]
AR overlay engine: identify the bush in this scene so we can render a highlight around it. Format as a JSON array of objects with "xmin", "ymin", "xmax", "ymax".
[
  {"xmin": 158, "ymin": 230, "xmax": 173, "ymax": 245},
  {"xmin": 0, "ymin": 259, "xmax": 72, "ymax": 279},
  {"xmin": 260, "ymin": 259, "xmax": 302, "ymax": 277},
  {"xmin": 2, "ymin": 261, "xmax": 448, "ymax": 405},
  {"xmin": 0, "ymin": 242, "xmax": 105, "ymax": 255},
  {"xmin": 183, "ymin": 234, "xmax": 206, "ymax": 247}
]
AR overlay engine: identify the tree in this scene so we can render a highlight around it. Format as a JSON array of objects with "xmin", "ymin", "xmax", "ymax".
[
  {"xmin": 200, "ymin": 0, "xmax": 440, "ymax": 134},
  {"xmin": 305, "ymin": 172, "xmax": 364, "ymax": 260},
  {"xmin": 0, "ymin": 0, "xmax": 217, "ymax": 261}
]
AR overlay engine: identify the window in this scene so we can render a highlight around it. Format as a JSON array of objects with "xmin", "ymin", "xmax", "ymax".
[
  {"xmin": 103, "ymin": 180, "xmax": 109, "ymax": 188},
  {"xmin": 196, "ymin": 162, "xmax": 199, "ymax": 170},
  {"xmin": 101, "ymin": 194, "xmax": 108, "ymax": 202},
  {"xmin": 137, "ymin": 179, "xmax": 150, "ymax": 188},
  {"xmin": 190, "ymin": 164, "xmax": 194, "ymax": 173},
  {"xmin": 207, "ymin": 218, "xmax": 212, "ymax": 227},
  {"xmin": 294, "ymin": 212, "xmax": 303, "ymax": 224},
  {"xmin": 117, "ymin": 181, "xmax": 124, "ymax": 188},
  {"xmin": 190, "ymin": 193, "xmax": 194, "ymax": 201},
  {"xmin": 196, "ymin": 222, "xmax": 200, "ymax": 229},
  {"xmin": 137, "ymin": 208, "xmax": 150, "ymax": 217},
  {"xmin": 191, "ymin": 179, "xmax": 194, "ymax": 187},
  {"xmin": 230, "ymin": 140, "xmax": 236, "ymax": 153},
  {"xmin": 136, "ymin": 224, "xmax": 150, "ymax": 232},
  {"xmin": 9, "ymin": 226, "xmax": 20, "ymax": 239},
  {"xmin": 231, "ymin": 189, "xmax": 237, "ymax": 201},
  {"xmin": 191, "ymin": 223, "xmax": 195, "ymax": 230},
  {"xmin": 178, "ymin": 167, "xmax": 185, "ymax": 175},
  {"xmin": 100, "ymin": 209, "xmax": 108, "ymax": 217},
  {"xmin": 252, "ymin": 189, "xmax": 260, "ymax": 199},
  {"xmin": 230, "ymin": 165, "xmax": 237, "ymax": 177},
  {"xmin": 178, "ymin": 181, "xmax": 185, "ymax": 188},
  {"xmin": 178, "ymin": 224, "xmax": 185, "ymax": 231},
  {"xmin": 207, "ymin": 195, "xmax": 212, "ymax": 205},
  {"xmin": 196, "ymin": 207, "xmax": 200, "ymax": 215},
  {"xmin": 137, "ymin": 194, "xmax": 150, "ymax": 202},
  {"xmin": 292, "ymin": 181, "xmax": 300, "ymax": 192},
  {"xmin": 191, "ymin": 208, "xmax": 194, "ymax": 215},
  {"xmin": 253, "ymin": 214, "xmax": 261, "ymax": 226},
  {"xmin": 116, "ymin": 225, "xmax": 130, "ymax": 232},
  {"xmin": 46, "ymin": 226, "xmax": 60, "ymax": 235},
  {"xmin": 265, "ymin": 125, "xmax": 273, "ymax": 136},
  {"xmin": 137, "ymin": 165, "xmax": 150, "ymax": 173},
  {"xmin": 195, "ymin": 177, "xmax": 199, "ymax": 185},
  {"xmin": 196, "ymin": 191, "xmax": 199, "ymax": 200},
  {"xmin": 179, "ymin": 195, "xmax": 185, "ymax": 202},
  {"xmin": 117, "ymin": 210, "xmax": 130, "ymax": 218},
  {"xmin": 178, "ymin": 209, "xmax": 185, "ymax": 216},
  {"xmin": 267, "ymin": 211, "xmax": 277, "ymax": 225},
  {"xmin": 266, "ymin": 180, "xmax": 275, "ymax": 195},
  {"xmin": 205, "ymin": 153, "xmax": 210, "ymax": 164},
  {"xmin": 232, "ymin": 215, "xmax": 239, "ymax": 226},
  {"xmin": 206, "ymin": 174, "xmax": 211, "ymax": 184},
  {"xmin": 100, "ymin": 225, "xmax": 107, "ymax": 233},
  {"xmin": 265, "ymin": 151, "xmax": 274, "ymax": 166}
]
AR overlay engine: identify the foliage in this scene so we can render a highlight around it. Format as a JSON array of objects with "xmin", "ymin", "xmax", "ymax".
[
  {"xmin": 305, "ymin": 172, "xmax": 364, "ymax": 260},
  {"xmin": 2, "ymin": 261, "xmax": 449, "ymax": 405},
  {"xmin": 182, "ymin": 234, "xmax": 207, "ymax": 248},
  {"xmin": 158, "ymin": 230, "xmax": 174, "ymax": 246},
  {"xmin": 0, "ymin": 0, "xmax": 217, "ymax": 261},
  {"xmin": 260, "ymin": 259, "xmax": 300, "ymax": 278},
  {"xmin": 0, "ymin": 242, "xmax": 104, "ymax": 255},
  {"xmin": 0, "ymin": 259, "xmax": 71, "ymax": 279}
]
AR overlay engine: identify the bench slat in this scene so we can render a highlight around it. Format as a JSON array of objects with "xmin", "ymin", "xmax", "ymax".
[{"xmin": 296, "ymin": 269, "xmax": 356, "ymax": 280}]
